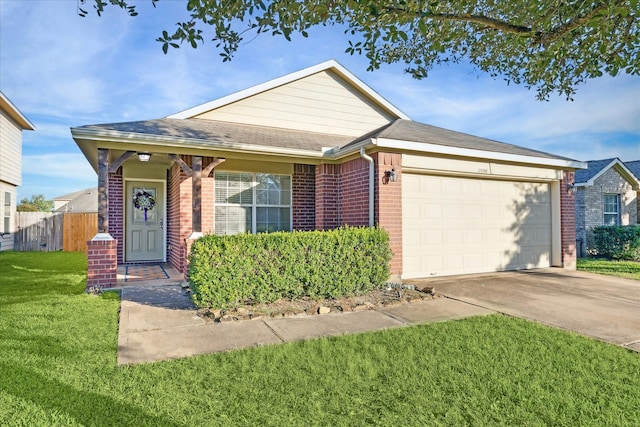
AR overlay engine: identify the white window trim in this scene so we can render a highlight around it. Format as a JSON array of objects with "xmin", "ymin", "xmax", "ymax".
[
  {"xmin": 215, "ymin": 172, "xmax": 293, "ymax": 234},
  {"xmin": 603, "ymin": 193, "xmax": 620, "ymax": 226}
]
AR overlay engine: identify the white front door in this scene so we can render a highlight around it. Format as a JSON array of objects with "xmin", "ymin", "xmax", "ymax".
[{"xmin": 126, "ymin": 181, "xmax": 164, "ymax": 262}]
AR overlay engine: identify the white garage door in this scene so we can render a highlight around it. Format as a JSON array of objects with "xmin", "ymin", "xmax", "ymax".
[{"xmin": 402, "ymin": 174, "xmax": 552, "ymax": 278}]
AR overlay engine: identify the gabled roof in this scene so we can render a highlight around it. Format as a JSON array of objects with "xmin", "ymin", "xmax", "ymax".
[
  {"xmin": 625, "ymin": 160, "xmax": 640, "ymax": 180},
  {"xmin": 53, "ymin": 187, "xmax": 97, "ymax": 213},
  {"xmin": 168, "ymin": 60, "xmax": 410, "ymax": 121},
  {"xmin": 574, "ymin": 158, "xmax": 640, "ymax": 188},
  {"xmin": 71, "ymin": 61, "xmax": 585, "ymax": 170},
  {"xmin": 0, "ymin": 91, "xmax": 35, "ymax": 130}
]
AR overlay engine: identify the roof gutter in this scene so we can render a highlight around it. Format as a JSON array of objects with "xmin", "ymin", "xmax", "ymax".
[{"xmin": 374, "ymin": 138, "xmax": 587, "ymax": 170}]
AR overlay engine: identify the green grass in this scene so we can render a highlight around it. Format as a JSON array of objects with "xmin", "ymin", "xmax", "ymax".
[
  {"xmin": 577, "ymin": 257, "xmax": 640, "ymax": 280},
  {"xmin": 1, "ymin": 252, "xmax": 639, "ymax": 426}
]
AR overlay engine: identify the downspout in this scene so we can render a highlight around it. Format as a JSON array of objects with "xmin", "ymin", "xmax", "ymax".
[{"xmin": 360, "ymin": 147, "xmax": 375, "ymax": 227}]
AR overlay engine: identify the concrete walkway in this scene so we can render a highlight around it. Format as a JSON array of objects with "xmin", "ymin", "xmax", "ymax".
[
  {"xmin": 117, "ymin": 285, "xmax": 493, "ymax": 365},
  {"xmin": 410, "ymin": 268, "xmax": 640, "ymax": 353}
]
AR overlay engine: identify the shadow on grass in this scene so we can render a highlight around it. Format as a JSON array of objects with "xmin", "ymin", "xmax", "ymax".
[{"xmin": 0, "ymin": 362, "xmax": 185, "ymax": 427}]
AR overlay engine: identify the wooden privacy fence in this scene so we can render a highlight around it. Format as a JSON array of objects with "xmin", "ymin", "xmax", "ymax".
[{"xmin": 14, "ymin": 212, "xmax": 97, "ymax": 253}]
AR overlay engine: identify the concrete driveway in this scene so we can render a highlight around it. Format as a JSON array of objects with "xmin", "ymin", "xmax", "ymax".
[{"xmin": 407, "ymin": 268, "xmax": 640, "ymax": 352}]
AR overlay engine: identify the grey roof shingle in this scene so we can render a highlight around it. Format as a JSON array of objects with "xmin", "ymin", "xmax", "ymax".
[
  {"xmin": 574, "ymin": 158, "xmax": 617, "ymax": 183},
  {"xmin": 625, "ymin": 160, "xmax": 640, "ymax": 180},
  {"xmin": 75, "ymin": 118, "xmax": 354, "ymax": 152},
  {"xmin": 346, "ymin": 120, "xmax": 574, "ymax": 160},
  {"xmin": 75, "ymin": 118, "xmax": 577, "ymax": 163},
  {"xmin": 54, "ymin": 187, "xmax": 97, "ymax": 212}
]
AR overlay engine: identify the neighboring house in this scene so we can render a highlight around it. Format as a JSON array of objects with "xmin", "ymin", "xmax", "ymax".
[
  {"xmin": 71, "ymin": 60, "xmax": 585, "ymax": 288},
  {"xmin": 574, "ymin": 158, "xmax": 640, "ymax": 256},
  {"xmin": 53, "ymin": 187, "xmax": 98, "ymax": 213},
  {"xmin": 0, "ymin": 91, "xmax": 35, "ymax": 251}
]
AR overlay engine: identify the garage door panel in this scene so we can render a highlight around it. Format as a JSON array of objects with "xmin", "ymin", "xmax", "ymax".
[{"xmin": 403, "ymin": 174, "xmax": 552, "ymax": 278}]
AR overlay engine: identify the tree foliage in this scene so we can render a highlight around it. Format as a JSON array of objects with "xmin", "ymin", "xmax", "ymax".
[
  {"xmin": 17, "ymin": 194, "xmax": 54, "ymax": 212},
  {"xmin": 80, "ymin": 0, "xmax": 639, "ymax": 99}
]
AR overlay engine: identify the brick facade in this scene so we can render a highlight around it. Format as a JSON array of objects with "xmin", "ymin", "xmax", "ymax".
[
  {"xmin": 315, "ymin": 164, "xmax": 341, "ymax": 230},
  {"xmin": 167, "ymin": 161, "xmax": 190, "ymax": 273},
  {"xmin": 86, "ymin": 238, "xmax": 117, "ymax": 289},
  {"xmin": 575, "ymin": 167, "xmax": 638, "ymax": 254},
  {"xmin": 340, "ymin": 157, "xmax": 370, "ymax": 226},
  {"xmin": 108, "ymin": 169, "xmax": 124, "ymax": 264},
  {"xmin": 292, "ymin": 164, "xmax": 316, "ymax": 230},
  {"xmin": 374, "ymin": 152, "xmax": 403, "ymax": 278},
  {"xmin": 100, "ymin": 150, "xmax": 578, "ymax": 283}
]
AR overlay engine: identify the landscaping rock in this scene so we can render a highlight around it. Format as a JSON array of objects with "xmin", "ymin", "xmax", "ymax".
[{"xmin": 318, "ymin": 306, "xmax": 331, "ymax": 315}]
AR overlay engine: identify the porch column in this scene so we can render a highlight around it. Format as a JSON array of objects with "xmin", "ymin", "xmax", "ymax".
[
  {"xmin": 97, "ymin": 148, "xmax": 109, "ymax": 233},
  {"xmin": 87, "ymin": 148, "xmax": 117, "ymax": 290},
  {"xmin": 192, "ymin": 156, "xmax": 202, "ymax": 235}
]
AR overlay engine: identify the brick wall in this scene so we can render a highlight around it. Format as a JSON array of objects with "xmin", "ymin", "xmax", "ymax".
[
  {"xmin": 560, "ymin": 170, "xmax": 577, "ymax": 269},
  {"xmin": 86, "ymin": 238, "xmax": 117, "ymax": 289},
  {"xmin": 167, "ymin": 161, "xmax": 192, "ymax": 273},
  {"xmin": 340, "ymin": 157, "xmax": 370, "ymax": 226},
  {"xmin": 108, "ymin": 169, "xmax": 124, "ymax": 264},
  {"xmin": 577, "ymin": 167, "xmax": 638, "ymax": 252},
  {"xmin": 315, "ymin": 164, "xmax": 341, "ymax": 230},
  {"xmin": 374, "ymin": 153, "xmax": 402, "ymax": 278},
  {"xmin": 292, "ymin": 164, "xmax": 316, "ymax": 230}
]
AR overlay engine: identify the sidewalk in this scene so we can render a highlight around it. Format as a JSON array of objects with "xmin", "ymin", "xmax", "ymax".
[{"xmin": 117, "ymin": 284, "xmax": 494, "ymax": 365}]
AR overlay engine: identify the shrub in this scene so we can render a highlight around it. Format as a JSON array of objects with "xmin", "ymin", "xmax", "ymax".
[
  {"xmin": 188, "ymin": 227, "xmax": 393, "ymax": 309},
  {"xmin": 590, "ymin": 225, "xmax": 640, "ymax": 261}
]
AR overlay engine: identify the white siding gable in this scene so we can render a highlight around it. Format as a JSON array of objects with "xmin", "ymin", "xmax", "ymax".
[
  {"xmin": 0, "ymin": 109, "xmax": 23, "ymax": 186},
  {"xmin": 194, "ymin": 70, "xmax": 397, "ymax": 137}
]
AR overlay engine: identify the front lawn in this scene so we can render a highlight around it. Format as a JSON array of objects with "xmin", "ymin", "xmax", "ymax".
[
  {"xmin": 577, "ymin": 258, "xmax": 640, "ymax": 280},
  {"xmin": 1, "ymin": 252, "xmax": 639, "ymax": 426}
]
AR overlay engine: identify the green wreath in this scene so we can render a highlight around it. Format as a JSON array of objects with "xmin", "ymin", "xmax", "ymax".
[{"xmin": 134, "ymin": 190, "xmax": 156, "ymax": 222}]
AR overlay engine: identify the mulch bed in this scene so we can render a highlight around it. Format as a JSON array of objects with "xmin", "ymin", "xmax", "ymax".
[{"xmin": 196, "ymin": 286, "xmax": 438, "ymax": 323}]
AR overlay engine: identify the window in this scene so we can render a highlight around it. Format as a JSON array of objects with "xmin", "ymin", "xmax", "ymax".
[
  {"xmin": 3, "ymin": 192, "xmax": 11, "ymax": 234},
  {"xmin": 215, "ymin": 172, "xmax": 291, "ymax": 235},
  {"xmin": 603, "ymin": 194, "xmax": 620, "ymax": 226}
]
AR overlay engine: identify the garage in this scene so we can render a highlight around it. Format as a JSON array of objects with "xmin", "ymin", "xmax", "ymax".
[{"xmin": 402, "ymin": 173, "xmax": 553, "ymax": 278}]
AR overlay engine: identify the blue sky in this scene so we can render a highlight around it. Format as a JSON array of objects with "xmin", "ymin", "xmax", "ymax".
[{"xmin": 1, "ymin": 0, "xmax": 639, "ymax": 201}]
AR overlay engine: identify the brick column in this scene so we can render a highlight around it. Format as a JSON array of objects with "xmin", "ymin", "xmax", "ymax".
[
  {"xmin": 315, "ymin": 164, "xmax": 340, "ymax": 230},
  {"xmin": 560, "ymin": 170, "xmax": 577, "ymax": 270},
  {"xmin": 86, "ymin": 235, "xmax": 117, "ymax": 290},
  {"xmin": 374, "ymin": 152, "xmax": 403, "ymax": 280},
  {"xmin": 292, "ymin": 164, "xmax": 316, "ymax": 231}
]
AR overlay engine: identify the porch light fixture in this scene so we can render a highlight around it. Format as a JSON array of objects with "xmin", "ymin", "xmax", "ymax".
[
  {"xmin": 567, "ymin": 182, "xmax": 577, "ymax": 195},
  {"xmin": 137, "ymin": 153, "xmax": 151, "ymax": 162},
  {"xmin": 384, "ymin": 169, "xmax": 397, "ymax": 183}
]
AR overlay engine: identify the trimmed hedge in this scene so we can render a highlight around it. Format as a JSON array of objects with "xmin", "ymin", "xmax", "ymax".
[
  {"xmin": 188, "ymin": 227, "xmax": 392, "ymax": 309},
  {"xmin": 590, "ymin": 225, "xmax": 640, "ymax": 261}
]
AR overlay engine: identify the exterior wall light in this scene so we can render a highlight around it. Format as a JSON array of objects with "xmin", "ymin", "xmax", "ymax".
[
  {"xmin": 567, "ymin": 182, "xmax": 577, "ymax": 194},
  {"xmin": 138, "ymin": 153, "xmax": 151, "ymax": 162},
  {"xmin": 383, "ymin": 169, "xmax": 397, "ymax": 183}
]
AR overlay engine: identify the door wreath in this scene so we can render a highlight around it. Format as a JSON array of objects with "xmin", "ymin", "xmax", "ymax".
[{"xmin": 133, "ymin": 190, "xmax": 156, "ymax": 222}]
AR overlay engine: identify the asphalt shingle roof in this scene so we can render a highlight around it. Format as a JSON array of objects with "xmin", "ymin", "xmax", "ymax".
[
  {"xmin": 355, "ymin": 120, "xmax": 572, "ymax": 160},
  {"xmin": 625, "ymin": 160, "xmax": 640, "ymax": 180},
  {"xmin": 75, "ymin": 118, "xmax": 355, "ymax": 152},
  {"xmin": 76, "ymin": 118, "xmax": 576, "ymax": 162},
  {"xmin": 574, "ymin": 158, "xmax": 617, "ymax": 183}
]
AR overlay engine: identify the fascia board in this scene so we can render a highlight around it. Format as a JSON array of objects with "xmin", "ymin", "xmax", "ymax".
[
  {"xmin": 167, "ymin": 60, "xmax": 410, "ymax": 120},
  {"xmin": 70, "ymin": 127, "xmax": 326, "ymax": 160},
  {"xmin": 0, "ymin": 92, "xmax": 35, "ymax": 130},
  {"xmin": 375, "ymin": 137, "xmax": 587, "ymax": 169}
]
